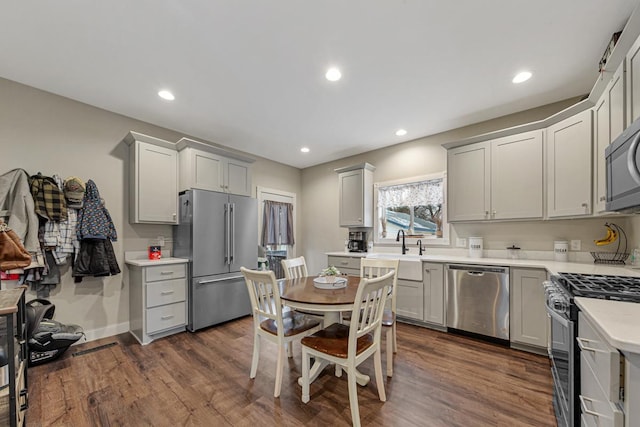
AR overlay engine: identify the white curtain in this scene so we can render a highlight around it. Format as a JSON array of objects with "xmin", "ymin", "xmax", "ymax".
[{"xmin": 378, "ymin": 179, "xmax": 442, "ymax": 208}]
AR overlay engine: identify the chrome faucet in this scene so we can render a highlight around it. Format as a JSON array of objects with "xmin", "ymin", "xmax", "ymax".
[
  {"xmin": 396, "ymin": 230, "xmax": 408, "ymax": 254},
  {"xmin": 417, "ymin": 239, "xmax": 424, "ymax": 256}
]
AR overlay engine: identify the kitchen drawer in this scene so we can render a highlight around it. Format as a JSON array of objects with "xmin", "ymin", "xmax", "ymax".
[
  {"xmin": 328, "ymin": 256, "xmax": 361, "ymax": 271},
  {"xmin": 145, "ymin": 263, "xmax": 186, "ymax": 282},
  {"xmin": 578, "ymin": 312, "xmax": 621, "ymax": 401},
  {"xmin": 146, "ymin": 278, "xmax": 187, "ymax": 308},
  {"xmin": 146, "ymin": 302, "xmax": 186, "ymax": 334},
  {"xmin": 580, "ymin": 354, "xmax": 623, "ymax": 427}
]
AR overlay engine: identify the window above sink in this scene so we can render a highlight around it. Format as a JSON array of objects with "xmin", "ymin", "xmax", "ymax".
[{"xmin": 373, "ymin": 172, "xmax": 449, "ymax": 247}]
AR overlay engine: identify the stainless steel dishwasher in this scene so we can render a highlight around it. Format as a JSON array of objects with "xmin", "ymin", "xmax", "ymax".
[{"xmin": 446, "ymin": 264, "xmax": 510, "ymax": 340}]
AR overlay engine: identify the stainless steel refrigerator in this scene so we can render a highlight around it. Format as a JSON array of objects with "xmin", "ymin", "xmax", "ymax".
[{"xmin": 173, "ymin": 189, "xmax": 257, "ymax": 331}]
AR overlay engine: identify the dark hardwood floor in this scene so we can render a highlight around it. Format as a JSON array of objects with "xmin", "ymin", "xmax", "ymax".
[{"xmin": 26, "ymin": 317, "xmax": 557, "ymax": 426}]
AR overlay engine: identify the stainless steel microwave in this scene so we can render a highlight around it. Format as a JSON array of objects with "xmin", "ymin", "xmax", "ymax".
[{"xmin": 606, "ymin": 115, "xmax": 640, "ymax": 212}]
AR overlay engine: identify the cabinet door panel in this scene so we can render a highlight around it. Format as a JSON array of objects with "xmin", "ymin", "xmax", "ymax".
[
  {"xmin": 546, "ymin": 110, "xmax": 593, "ymax": 217},
  {"xmin": 491, "ymin": 131, "xmax": 543, "ymax": 219},
  {"xmin": 511, "ymin": 268, "xmax": 547, "ymax": 348},
  {"xmin": 194, "ymin": 151, "xmax": 224, "ymax": 191},
  {"xmin": 137, "ymin": 142, "xmax": 178, "ymax": 223},
  {"xmin": 339, "ymin": 170, "xmax": 364, "ymax": 226},
  {"xmin": 627, "ymin": 34, "xmax": 640, "ymax": 124},
  {"xmin": 397, "ymin": 279, "xmax": 424, "ymax": 320},
  {"xmin": 423, "ymin": 263, "xmax": 444, "ymax": 325},
  {"xmin": 594, "ymin": 94, "xmax": 610, "ymax": 213},
  {"xmin": 226, "ymin": 160, "xmax": 251, "ymax": 196},
  {"xmin": 447, "ymin": 142, "xmax": 490, "ymax": 221}
]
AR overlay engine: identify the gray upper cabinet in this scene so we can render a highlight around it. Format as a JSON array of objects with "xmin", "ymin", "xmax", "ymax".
[
  {"xmin": 594, "ymin": 62, "xmax": 626, "ymax": 214},
  {"xmin": 448, "ymin": 130, "xmax": 543, "ymax": 222},
  {"xmin": 124, "ymin": 132, "xmax": 179, "ymax": 224},
  {"xmin": 491, "ymin": 131, "xmax": 543, "ymax": 220},
  {"xmin": 447, "ymin": 141, "xmax": 491, "ymax": 221},
  {"xmin": 335, "ymin": 163, "xmax": 375, "ymax": 228},
  {"xmin": 177, "ymin": 138, "xmax": 253, "ymax": 197},
  {"xmin": 627, "ymin": 32, "xmax": 640, "ymax": 125},
  {"xmin": 546, "ymin": 109, "xmax": 593, "ymax": 218}
]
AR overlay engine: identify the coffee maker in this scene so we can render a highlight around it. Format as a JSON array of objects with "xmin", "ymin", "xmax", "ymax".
[{"xmin": 347, "ymin": 231, "xmax": 367, "ymax": 252}]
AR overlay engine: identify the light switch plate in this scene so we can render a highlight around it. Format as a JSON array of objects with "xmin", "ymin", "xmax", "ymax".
[
  {"xmin": 456, "ymin": 238, "xmax": 467, "ymax": 248},
  {"xmin": 570, "ymin": 240, "xmax": 581, "ymax": 251}
]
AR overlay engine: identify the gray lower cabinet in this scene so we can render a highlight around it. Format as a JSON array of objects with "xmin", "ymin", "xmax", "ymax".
[
  {"xmin": 578, "ymin": 312, "xmax": 623, "ymax": 426},
  {"xmin": 327, "ymin": 255, "xmax": 361, "ymax": 276},
  {"xmin": 128, "ymin": 262, "xmax": 188, "ymax": 345},
  {"xmin": 397, "ymin": 279, "xmax": 424, "ymax": 320},
  {"xmin": 510, "ymin": 268, "xmax": 548, "ymax": 349},
  {"xmin": 423, "ymin": 263, "xmax": 444, "ymax": 326}
]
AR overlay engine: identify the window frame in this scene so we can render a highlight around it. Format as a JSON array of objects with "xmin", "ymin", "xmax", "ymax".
[{"xmin": 373, "ymin": 172, "xmax": 449, "ymax": 247}]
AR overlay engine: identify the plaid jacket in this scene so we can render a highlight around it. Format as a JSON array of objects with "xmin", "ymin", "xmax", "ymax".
[{"xmin": 30, "ymin": 173, "xmax": 67, "ymax": 221}]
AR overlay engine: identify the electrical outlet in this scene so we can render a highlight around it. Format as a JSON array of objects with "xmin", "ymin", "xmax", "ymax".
[
  {"xmin": 456, "ymin": 238, "xmax": 467, "ymax": 248},
  {"xmin": 570, "ymin": 239, "xmax": 581, "ymax": 251},
  {"xmin": 157, "ymin": 235, "xmax": 165, "ymax": 246}
]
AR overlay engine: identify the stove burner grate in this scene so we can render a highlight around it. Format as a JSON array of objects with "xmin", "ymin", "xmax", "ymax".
[{"xmin": 556, "ymin": 272, "xmax": 640, "ymax": 302}]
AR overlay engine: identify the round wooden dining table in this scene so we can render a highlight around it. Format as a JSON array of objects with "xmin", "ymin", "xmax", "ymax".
[{"xmin": 279, "ymin": 275, "xmax": 370, "ymax": 386}]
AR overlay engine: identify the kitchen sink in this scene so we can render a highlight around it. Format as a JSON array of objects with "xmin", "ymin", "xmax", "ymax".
[{"xmin": 366, "ymin": 254, "xmax": 423, "ymax": 280}]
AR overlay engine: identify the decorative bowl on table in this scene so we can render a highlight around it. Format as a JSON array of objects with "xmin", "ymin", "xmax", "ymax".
[
  {"xmin": 314, "ymin": 266, "xmax": 346, "ymax": 289},
  {"xmin": 313, "ymin": 276, "xmax": 347, "ymax": 289}
]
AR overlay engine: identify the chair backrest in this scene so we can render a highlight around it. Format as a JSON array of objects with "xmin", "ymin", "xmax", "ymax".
[
  {"xmin": 241, "ymin": 267, "xmax": 283, "ymax": 329},
  {"xmin": 360, "ymin": 258, "xmax": 399, "ymax": 313},
  {"xmin": 281, "ymin": 256, "xmax": 308, "ymax": 280},
  {"xmin": 348, "ymin": 270, "xmax": 395, "ymax": 355}
]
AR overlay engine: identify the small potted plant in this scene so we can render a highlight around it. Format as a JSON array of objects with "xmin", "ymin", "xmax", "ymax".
[{"xmin": 321, "ymin": 266, "xmax": 341, "ymax": 283}]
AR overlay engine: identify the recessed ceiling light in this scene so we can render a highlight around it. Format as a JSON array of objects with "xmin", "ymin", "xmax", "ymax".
[
  {"xmin": 512, "ymin": 71, "xmax": 532, "ymax": 84},
  {"xmin": 158, "ymin": 90, "xmax": 175, "ymax": 100},
  {"xmin": 325, "ymin": 68, "xmax": 342, "ymax": 82},
  {"xmin": 300, "ymin": 147, "xmax": 310, "ymax": 153},
  {"xmin": 395, "ymin": 129, "xmax": 407, "ymax": 136}
]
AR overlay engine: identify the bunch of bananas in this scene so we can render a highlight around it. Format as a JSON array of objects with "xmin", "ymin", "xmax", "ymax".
[{"xmin": 594, "ymin": 224, "xmax": 618, "ymax": 246}]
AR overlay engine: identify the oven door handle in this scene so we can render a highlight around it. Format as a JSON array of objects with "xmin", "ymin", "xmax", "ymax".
[{"xmin": 544, "ymin": 300, "xmax": 569, "ymax": 327}]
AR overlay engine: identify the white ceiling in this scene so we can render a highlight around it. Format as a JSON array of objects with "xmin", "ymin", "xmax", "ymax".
[{"xmin": 1, "ymin": 1, "xmax": 638, "ymax": 168}]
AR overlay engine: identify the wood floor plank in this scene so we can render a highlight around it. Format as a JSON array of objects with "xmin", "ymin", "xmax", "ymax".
[{"xmin": 25, "ymin": 318, "xmax": 557, "ymax": 426}]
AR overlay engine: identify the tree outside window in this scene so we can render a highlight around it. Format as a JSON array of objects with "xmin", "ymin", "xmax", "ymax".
[{"xmin": 374, "ymin": 173, "xmax": 447, "ymax": 245}]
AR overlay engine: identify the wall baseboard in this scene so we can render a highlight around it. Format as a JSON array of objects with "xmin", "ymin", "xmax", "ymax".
[{"xmin": 78, "ymin": 322, "xmax": 130, "ymax": 344}]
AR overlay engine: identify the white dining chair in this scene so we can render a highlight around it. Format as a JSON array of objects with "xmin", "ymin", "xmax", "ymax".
[
  {"xmin": 361, "ymin": 258, "xmax": 399, "ymax": 377},
  {"xmin": 241, "ymin": 267, "xmax": 322, "ymax": 398},
  {"xmin": 300, "ymin": 270, "xmax": 395, "ymax": 427},
  {"xmin": 281, "ymin": 256, "xmax": 308, "ymax": 279},
  {"xmin": 282, "ymin": 256, "xmax": 324, "ymax": 333}
]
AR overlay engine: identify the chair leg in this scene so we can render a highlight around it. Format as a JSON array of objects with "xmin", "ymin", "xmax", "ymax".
[
  {"xmin": 374, "ymin": 347, "xmax": 387, "ymax": 402},
  {"xmin": 335, "ymin": 364, "xmax": 342, "ymax": 377},
  {"xmin": 274, "ymin": 344, "xmax": 285, "ymax": 398},
  {"xmin": 386, "ymin": 327, "xmax": 393, "ymax": 377},
  {"xmin": 286, "ymin": 341, "xmax": 293, "ymax": 358},
  {"xmin": 347, "ymin": 364, "xmax": 361, "ymax": 427},
  {"xmin": 250, "ymin": 334, "xmax": 260, "ymax": 379},
  {"xmin": 302, "ymin": 348, "xmax": 310, "ymax": 403},
  {"xmin": 393, "ymin": 322, "xmax": 398, "ymax": 353}
]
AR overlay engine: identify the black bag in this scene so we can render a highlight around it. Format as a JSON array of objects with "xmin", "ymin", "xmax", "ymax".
[{"xmin": 26, "ymin": 299, "xmax": 84, "ymax": 366}]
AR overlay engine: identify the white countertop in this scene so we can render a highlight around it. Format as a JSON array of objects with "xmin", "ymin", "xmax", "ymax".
[
  {"xmin": 575, "ymin": 297, "xmax": 640, "ymax": 354},
  {"xmin": 124, "ymin": 251, "xmax": 189, "ymax": 267},
  {"xmin": 325, "ymin": 251, "xmax": 640, "ymax": 277}
]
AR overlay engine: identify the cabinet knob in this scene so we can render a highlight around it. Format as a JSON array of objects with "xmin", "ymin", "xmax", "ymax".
[
  {"xmin": 485, "ymin": 210, "xmax": 489, "ymax": 216},
  {"xmin": 599, "ymin": 196, "xmax": 606, "ymax": 201},
  {"xmin": 358, "ymin": 218, "xmax": 362, "ymax": 221},
  {"xmin": 424, "ymin": 269, "xmax": 430, "ymax": 274},
  {"xmin": 492, "ymin": 210, "xmax": 496, "ymax": 216},
  {"xmin": 581, "ymin": 202, "xmax": 589, "ymax": 209}
]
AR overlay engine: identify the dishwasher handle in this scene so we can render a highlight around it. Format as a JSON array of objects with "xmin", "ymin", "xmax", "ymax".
[{"xmin": 447, "ymin": 264, "xmax": 509, "ymax": 275}]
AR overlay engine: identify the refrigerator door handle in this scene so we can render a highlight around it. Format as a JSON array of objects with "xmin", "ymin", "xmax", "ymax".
[
  {"xmin": 198, "ymin": 275, "xmax": 244, "ymax": 284},
  {"xmin": 230, "ymin": 203, "xmax": 235, "ymax": 263},
  {"xmin": 224, "ymin": 203, "xmax": 229, "ymax": 264}
]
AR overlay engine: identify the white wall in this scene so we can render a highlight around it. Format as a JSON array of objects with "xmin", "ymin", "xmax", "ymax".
[
  {"xmin": 298, "ymin": 96, "xmax": 631, "ymax": 275},
  {"xmin": 0, "ymin": 77, "xmax": 302, "ymax": 340}
]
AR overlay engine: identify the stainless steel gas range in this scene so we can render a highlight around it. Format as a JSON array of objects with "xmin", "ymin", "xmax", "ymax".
[{"xmin": 544, "ymin": 272, "xmax": 640, "ymax": 427}]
